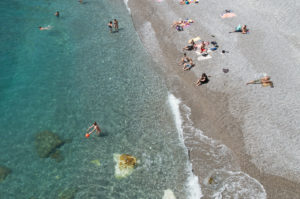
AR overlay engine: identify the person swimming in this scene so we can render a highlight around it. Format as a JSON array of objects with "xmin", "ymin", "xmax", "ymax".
[
  {"xmin": 55, "ymin": 11, "xmax": 59, "ymax": 17},
  {"xmin": 108, "ymin": 21, "xmax": 113, "ymax": 33},
  {"xmin": 39, "ymin": 25, "xmax": 52, "ymax": 30},
  {"xmin": 113, "ymin": 19, "xmax": 119, "ymax": 32},
  {"xmin": 87, "ymin": 122, "xmax": 101, "ymax": 136}
]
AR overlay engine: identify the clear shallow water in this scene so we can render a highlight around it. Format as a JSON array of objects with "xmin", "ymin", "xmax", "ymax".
[{"xmin": 0, "ymin": 0, "xmax": 191, "ymax": 198}]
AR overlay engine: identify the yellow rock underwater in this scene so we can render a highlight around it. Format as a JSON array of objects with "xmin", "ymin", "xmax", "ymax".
[
  {"xmin": 114, "ymin": 154, "xmax": 137, "ymax": 179},
  {"xmin": 90, "ymin": 159, "xmax": 101, "ymax": 167}
]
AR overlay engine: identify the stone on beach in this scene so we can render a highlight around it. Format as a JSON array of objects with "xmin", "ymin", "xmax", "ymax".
[
  {"xmin": 35, "ymin": 131, "xmax": 65, "ymax": 158},
  {"xmin": 0, "ymin": 166, "xmax": 12, "ymax": 182}
]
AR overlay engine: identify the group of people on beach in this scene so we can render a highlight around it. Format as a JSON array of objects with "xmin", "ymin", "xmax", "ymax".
[
  {"xmin": 172, "ymin": 19, "xmax": 194, "ymax": 31},
  {"xmin": 175, "ymin": 5, "xmax": 272, "ymax": 88}
]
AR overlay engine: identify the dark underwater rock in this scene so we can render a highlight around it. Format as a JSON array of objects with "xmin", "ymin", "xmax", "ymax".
[
  {"xmin": 57, "ymin": 187, "xmax": 78, "ymax": 199},
  {"xmin": 35, "ymin": 131, "xmax": 64, "ymax": 158},
  {"xmin": 0, "ymin": 166, "xmax": 12, "ymax": 182},
  {"xmin": 50, "ymin": 150, "xmax": 64, "ymax": 162}
]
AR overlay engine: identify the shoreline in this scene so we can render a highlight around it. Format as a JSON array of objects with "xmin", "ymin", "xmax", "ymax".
[{"xmin": 127, "ymin": 0, "xmax": 300, "ymax": 198}]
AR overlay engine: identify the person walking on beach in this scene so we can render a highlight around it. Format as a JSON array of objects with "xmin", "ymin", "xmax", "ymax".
[
  {"xmin": 113, "ymin": 19, "xmax": 119, "ymax": 32},
  {"xmin": 87, "ymin": 122, "xmax": 101, "ymax": 136},
  {"xmin": 108, "ymin": 21, "xmax": 113, "ymax": 33}
]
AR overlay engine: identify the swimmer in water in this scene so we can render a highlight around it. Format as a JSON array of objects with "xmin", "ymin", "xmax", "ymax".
[
  {"xmin": 39, "ymin": 25, "xmax": 52, "ymax": 30},
  {"xmin": 87, "ymin": 122, "xmax": 101, "ymax": 135},
  {"xmin": 55, "ymin": 11, "xmax": 59, "ymax": 17},
  {"xmin": 108, "ymin": 21, "xmax": 113, "ymax": 33},
  {"xmin": 113, "ymin": 19, "xmax": 119, "ymax": 32}
]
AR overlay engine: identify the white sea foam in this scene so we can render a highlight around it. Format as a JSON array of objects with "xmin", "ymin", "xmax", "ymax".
[
  {"xmin": 167, "ymin": 93, "xmax": 267, "ymax": 198},
  {"xmin": 162, "ymin": 189, "xmax": 176, "ymax": 199},
  {"xmin": 168, "ymin": 93, "xmax": 203, "ymax": 199},
  {"xmin": 123, "ymin": 0, "xmax": 131, "ymax": 14},
  {"xmin": 212, "ymin": 171, "xmax": 267, "ymax": 199}
]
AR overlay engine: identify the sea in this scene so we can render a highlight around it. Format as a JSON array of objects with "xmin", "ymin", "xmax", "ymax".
[
  {"xmin": 0, "ymin": 0, "xmax": 267, "ymax": 198},
  {"xmin": 0, "ymin": 0, "xmax": 198, "ymax": 198}
]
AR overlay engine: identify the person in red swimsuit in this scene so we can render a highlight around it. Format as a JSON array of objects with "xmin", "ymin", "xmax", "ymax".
[{"xmin": 87, "ymin": 122, "xmax": 101, "ymax": 136}]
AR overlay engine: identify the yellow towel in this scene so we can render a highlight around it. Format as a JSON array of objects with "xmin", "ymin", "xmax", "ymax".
[{"xmin": 188, "ymin": 36, "xmax": 201, "ymax": 43}]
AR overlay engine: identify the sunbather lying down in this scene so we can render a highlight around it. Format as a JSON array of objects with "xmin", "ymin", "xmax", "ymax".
[
  {"xmin": 230, "ymin": 25, "xmax": 248, "ymax": 34},
  {"xmin": 172, "ymin": 19, "xmax": 194, "ymax": 31},
  {"xmin": 246, "ymin": 76, "xmax": 274, "ymax": 88},
  {"xmin": 183, "ymin": 40, "xmax": 196, "ymax": 51},
  {"xmin": 180, "ymin": 0, "xmax": 198, "ymax": 5}
]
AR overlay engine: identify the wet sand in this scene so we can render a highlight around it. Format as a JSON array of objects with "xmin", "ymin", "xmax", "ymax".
[{"xmin": 127, "ymin": 0, "xmax": 300, "ymax": 198}]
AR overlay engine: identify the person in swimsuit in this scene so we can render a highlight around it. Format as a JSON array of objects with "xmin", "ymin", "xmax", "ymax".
[
  {"xmin": 200, "ymin": 41, "xmax": 206, "ymax": 53},
  {"xmin": 183, "ymin": 40, "xmax": 196, "ymax": 51},
  {"xmin": 246, "ymin": 76, "xmax": 274, "ymax": 87},
  {"xmin": 87, "ymin": 122, "xmax": 101, "ymax": 135},
  {"xmin": 241, "ymin": 25, "xmax": 248, "ymax": 34},
  {"xmin": 108, "ymin": 21, "xmax": 113, "ymax": 33},
  {"xmin": 179, "ymin": 53, "xmax": 192, "ymax": 65},
  {"xmin": 113, "ymin": 19, "xmax": 119, "ymax": 32},
  {"xmin": 39, "ymin": 26, "xmax": 52, "ymax": 30},
  {"xmin": 195, "ymin": 73, "xmax": 209, "ymax": 86},
  {"xmin": 182, "ymin": 56, "xmax": 194, "ymax": 71}
]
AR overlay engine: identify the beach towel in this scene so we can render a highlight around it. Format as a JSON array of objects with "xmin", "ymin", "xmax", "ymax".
[
  {"xmin": 188, "ymin": 36, "xmax": 201, "ymax": 43},
  {"xmin": 221, "ymin": 13, "xmax": 236, "ymax": 18},
  {"xmin": 197, "ymin": 54, "xmax": 212, "ymax": 61}
]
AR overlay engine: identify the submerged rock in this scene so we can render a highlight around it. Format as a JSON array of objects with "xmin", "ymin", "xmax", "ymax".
[
  {"xmin": 90, "ymin": 159, "xmax": 101, "ymax": 167},
  {"xmin": 162, "ymin": 189, "xmax": 176, "ymax": 199},
  {"xmin": 35, "ymin": 131, "xmax": 64, "ymax": 158},
  {"xmin": 57, "ymin": 187, "xmax": 78, "ymax": 199},
  {"xmin": 114, "ymin": 154, "xmax": 137, "ymax": 179},
  {"xmin": 0, "ymin": 166, "xmax": 12, "ymax": 182},
  {"xmin": 50, "ymin": 150, "xmax": 64, "ymax": 162}
]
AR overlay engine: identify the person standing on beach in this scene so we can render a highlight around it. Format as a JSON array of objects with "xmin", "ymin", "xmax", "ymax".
[
  {"xmin": 108, "ymin": 21, "xmax": 113, "ymax": 33},
  {"xmin": 113, "ymin": 19, "xmax": 119, "ymax": 32},
  {"xmin": 87, "ymin": 122, "xmax": 101, "ymax": 136}
]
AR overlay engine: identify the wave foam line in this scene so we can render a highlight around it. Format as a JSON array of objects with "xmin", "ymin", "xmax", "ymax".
[
  {"xmin": 123, "ymin": 0, "xmax": 131, "ymax": 14},
  {"xmin": 168, "ymin": 93, "xmax": 203, "ymax": 199}
]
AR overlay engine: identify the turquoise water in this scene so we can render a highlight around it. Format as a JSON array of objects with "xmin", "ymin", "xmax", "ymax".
[{"xmin": 0, "ymin": 0, "xmax": 190, "ymax": 198}]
